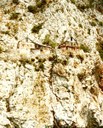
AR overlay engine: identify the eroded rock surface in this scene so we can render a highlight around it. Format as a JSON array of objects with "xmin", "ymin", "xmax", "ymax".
[{"xmin": 0, "ymin": 0, "xmax": 103, "ymax": 127}]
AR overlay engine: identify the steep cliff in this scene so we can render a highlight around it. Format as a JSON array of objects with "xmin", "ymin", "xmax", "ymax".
[{"xmin": 0, "ymin": 0, "xmax": 103, "ymax": 127}]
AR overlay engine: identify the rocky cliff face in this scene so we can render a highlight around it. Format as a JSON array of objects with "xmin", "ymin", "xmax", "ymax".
[{"xmin": 0, "ymin": 0, "xmax": 103, "ymax": 127}]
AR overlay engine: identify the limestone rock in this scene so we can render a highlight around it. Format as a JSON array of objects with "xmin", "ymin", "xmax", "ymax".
[{"xmin": 0, "ymin": 0, "xmax": 103, "ymax": 127}]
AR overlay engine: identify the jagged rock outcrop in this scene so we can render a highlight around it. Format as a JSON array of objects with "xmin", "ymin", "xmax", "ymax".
[{"xmin": 0, "ymin": 0, "xmax": 103, "ymax": 127}]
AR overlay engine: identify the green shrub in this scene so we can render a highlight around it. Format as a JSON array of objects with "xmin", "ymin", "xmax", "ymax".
[
  {"xmin": 77, "ymin": 5, "xmax": 90, "ymax": 11},
  {"xmin": 36, "ymin": 0, "xmax": 46, "ymax": 8},
  {"xmin": 80, "ymin": 44, "xmax": 90, "ymax": 52},
  {"xmin": 99, "ymin": 21, "xmax": 103, "ymax": 26},
  {"xmin": 96, "ymin": 41, "xmax": 103, "ymax": 60},
  {"xmin": 43, "ymin": 34, "xmax": 57, "ymax": 48},
  {"xmin": 71, "ymin": 0, "xmax": 75, "ymax": 4},
  {"xmin": 31, "ymin": 23, "xmax": 43, "ymax": 33},
  {"xmin": 0, "ymin": 46, "xmax": 3, "ymax": 53},
  {"xmin": 12, "ymin": 0, "xmax": 19, "ymax": 4},
  {"xmin": 28, "ymin": 1, "xmax": 46, "ymax": 13},
  {"xmin": 79, "ymin": 24, "xmax": 83, "ymax": 28},
  {"xmin": 28, "ymin": 5, "xmax": 38, "ymax": 13},
  {"xmin": 1, "ymin": 31, "xmax": 9, "ymax": 35},
  {"xmin": 10, "ymin": 13, "xmax": 19, "ymax": 20},
  {"xmin": 87, "ymin": 110, "xmax": 100, "ymax": 128},
  {"xmin": 88, "ymin": 29, "xmax": 91, "ymax": 35},
  {"xmin": 90, "ymin": 21, "xmax": 97, "ymax": 26},
  {"xmin": 89, "ymin": 0, "xmax": 95, "ymax": 6}
]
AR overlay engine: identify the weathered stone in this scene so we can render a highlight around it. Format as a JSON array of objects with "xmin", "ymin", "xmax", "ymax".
[{"xmin": 0, "ymin": 0, "xmax": 103, "ymax": 127}]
